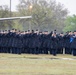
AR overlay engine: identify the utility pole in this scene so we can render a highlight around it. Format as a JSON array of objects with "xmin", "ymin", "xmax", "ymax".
[
  {"xmin": 9, "ymin": 0, "xmax": 12, "ymax": 29},
  {"xmin": 10, "ymin": 0, "xmax": 11, "ymax": 17}
]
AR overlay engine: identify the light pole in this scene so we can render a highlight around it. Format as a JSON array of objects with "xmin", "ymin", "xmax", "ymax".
[
  {"xmin": 9, "ymin": 0, "xmax": 12, "ymax": 29},
  {"xmin": 10, "ymin": 0, "xmax": 11, "ymax": 17},
  {"xmin": 29, "ymin": 5, "xmax": 33, "ymax": 30}
]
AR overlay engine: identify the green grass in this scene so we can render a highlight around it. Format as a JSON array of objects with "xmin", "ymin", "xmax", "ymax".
[{"xmin": 0, "ymin": 54, "xmax": 76, "ymax": 75}]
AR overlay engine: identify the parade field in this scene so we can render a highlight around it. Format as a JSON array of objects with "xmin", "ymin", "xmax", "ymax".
[{"xmin": 0, "ymin": 54, "xmax": 76, "ymax": 75}]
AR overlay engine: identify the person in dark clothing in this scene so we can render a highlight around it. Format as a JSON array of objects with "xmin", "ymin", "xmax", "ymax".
[
  {"xmin": 57, "ymin": 33, "xmax": 64, "ymax": 54},
  {"xmin": 63, "ymin": 32, "xmax": 71, "ymax": 54},
  {"xmin": 51, "ymin": 31, "xmax": 58, "ymax": 56},
  {"xmin": 71, "ymin": 31, "xmax": 76, "ymax": 56},
  {"xmin": 34, "ymin": 29, "xmax": 40, "ymax": 54},
  {"xmin": 42, "ymin": 31, "xmax": 49, "ymax": 54}
]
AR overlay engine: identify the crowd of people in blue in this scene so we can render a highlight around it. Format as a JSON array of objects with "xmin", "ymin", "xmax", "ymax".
[{"xmin": 0, "ymin": 29, "xmax": 76, "ymax": 56}]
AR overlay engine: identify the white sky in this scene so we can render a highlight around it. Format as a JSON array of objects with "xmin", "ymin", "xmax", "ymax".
[{"xmin": 0, "ymin": 0, "xmax": 76, "ymax": 15}]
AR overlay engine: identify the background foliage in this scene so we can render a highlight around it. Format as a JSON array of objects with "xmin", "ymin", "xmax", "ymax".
[{"xmin": 0, "ymin": 0, "xmax": 73, "ymax": 32}]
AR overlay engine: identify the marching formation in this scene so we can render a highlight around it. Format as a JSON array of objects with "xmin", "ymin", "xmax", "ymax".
[{"xmin": 0, "ymin": 29, "xmax": 76, "ymax": 56}]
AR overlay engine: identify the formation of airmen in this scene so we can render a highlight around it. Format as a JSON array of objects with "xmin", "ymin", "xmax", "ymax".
[{"xmin": 0, "ymin": 29, "xmax": 76, "ymax": 56}]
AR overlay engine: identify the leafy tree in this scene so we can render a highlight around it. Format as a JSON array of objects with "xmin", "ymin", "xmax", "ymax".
[
  {"xmin": 0, "ymin": 5, "xmax": 14, "ymax": 30},
  {"xmin": 16, "ymin": 0, "xmax": 68, "ymax": 31},
  {"xmin": 63, "ymin": 15, "xmax": 76, "ymax": 32}
]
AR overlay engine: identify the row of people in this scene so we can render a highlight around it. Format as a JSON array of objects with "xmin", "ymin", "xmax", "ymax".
[{"xmin": 0, "ymin": 29, "xmax": 76, "ymax": 56}]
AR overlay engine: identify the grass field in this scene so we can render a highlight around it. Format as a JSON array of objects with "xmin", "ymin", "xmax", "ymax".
[{"xmin": 0, "ymin": 54, "xmax": 76, "ymax": 75}]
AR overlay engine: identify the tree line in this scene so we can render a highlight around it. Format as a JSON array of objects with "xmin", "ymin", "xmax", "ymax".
[{"xmin": 0, "ymin": 0, "xmax": 75, "ymax": 32}]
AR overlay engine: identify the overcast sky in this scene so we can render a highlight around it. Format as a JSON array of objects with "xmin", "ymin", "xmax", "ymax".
[{"xmin": 0, "ymin": 0, "xmax": 76, "ymax": 15}]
